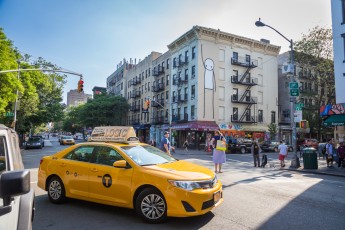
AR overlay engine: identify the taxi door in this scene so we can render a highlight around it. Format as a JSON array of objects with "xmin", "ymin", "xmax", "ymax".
[
  {"xmin": 88, "ymin": 146, "xmax": 133, "ymax": 205},
  {"xmin": 57, "ymin": 146, "xmax": 95, "ymax": 198}
]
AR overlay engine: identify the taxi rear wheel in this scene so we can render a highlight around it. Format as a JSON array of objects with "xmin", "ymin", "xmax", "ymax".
[
  {"xmin": 136, "ymin": 187, "xmax": 167, "ymax": 223},
  {"xmin": 47, "ymin": 176, "xmax": 66, "ymax": 204}
]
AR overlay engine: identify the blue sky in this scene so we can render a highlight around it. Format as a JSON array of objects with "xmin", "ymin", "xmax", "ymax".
[{"xmin": 0, "ymin": 0, "xmax": 332, "ymax": 103}]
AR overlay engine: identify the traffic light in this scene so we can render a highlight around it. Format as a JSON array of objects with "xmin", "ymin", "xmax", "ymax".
[
  {"xmin": 143, "ymin": 99, "xmax": 150, "ymax": 111},
  {"xmin": 77, "ymin": 78, "xmax": 84, "ymax": 93},
  {"xmin": 300, "ymin": 120, "xmax": 308, "ymax": 129}
]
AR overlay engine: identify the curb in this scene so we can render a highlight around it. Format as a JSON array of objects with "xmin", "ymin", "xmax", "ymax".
[{"xmin": 283, "ymin": 167, "xmax": 345, "ymax": 178}]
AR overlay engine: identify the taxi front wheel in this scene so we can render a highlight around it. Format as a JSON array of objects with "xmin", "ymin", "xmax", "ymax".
[
  {"xmin": 48, "ymin": 176, "xmax": 66, "ymax": 204},
  {"xmin": 136, "ymin": 187, "xmax": 167, "ymax": 223}
]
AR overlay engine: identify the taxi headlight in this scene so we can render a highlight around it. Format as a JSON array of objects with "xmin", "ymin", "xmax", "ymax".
[{"xmin": 168, "ymin": 180, "xmax": 201, "ymax": 191}]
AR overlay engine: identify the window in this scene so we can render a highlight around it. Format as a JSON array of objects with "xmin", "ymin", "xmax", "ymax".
[
  {"xmin": 167, "ymin": 59, "xmax": 170, "ymax": 69},
  {"xmin": 148, "ymin": 82, "xmax": 150, "ymax": 91},
  {"xmin": 185, "ymin": 50, "xmax": 189, "ymax": 62},
  {"xmin": 271, "ymin": 111, "xmax": 276, "ymax": 123},
  {"xmin": 185, "ymin": 69, "xmax": 188, "ymax": 79},
  {"xmin": 191, "ymin": 85, "xmax": 195, "ymax": 99},
  {"xmin": 166, "ymin": 91, "xmax": 169, "ymax": 100},
  {"xmin": 245, "ymin": 55, "xmax": 250, "ymax": 64},
  {"xmin": 233, "ymin": 107, "xmax": 238, "ymax": 120},
  {"xmin": 192, "ymin": 65, "xmax": 196, "ymax": 78},
  {"xmin": 232, "ymin": 52, "xmax": 238, "ymax": 61},
  {"xmin": 232, "ymin": 88, "xmax": 238, "ymax": 101},
  {"xmin": 191, "ymin": 105, "xmax": 195, "ymax": 119},
  {"xmin": 258, "ymin": 110, "xmax": 263, "ymax": 122},
  {"xmin": 192, "ymin": 46, "xmax": 196, "ymax": 59},
  {"xmin": 173, "ymin": 57, "xmax": 177, "ymax": 67},
  {"xmin": 0, "ymin": 136, "xmax": 7, "ymax": 173},
  {"xmin": 166, "ymin": 75, "xmax": 169, "ymax": 86},
  {"xmin": 95, "ymin": 147, "xmax": 124, "ymax": 166},
  {"xmin": 282, "ymin": 109, "xmax": 290, "ymax": 118},
  {"xmin": 64, "ymin": 146, "xmax": 95, "ymax": 162},
  {"xmin": 245, "ymin": 110, "xmax": 251, "ymax": 121}
]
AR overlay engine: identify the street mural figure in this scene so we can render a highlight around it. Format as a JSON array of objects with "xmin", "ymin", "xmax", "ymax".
[{"xmin": 201, "ymin": 44, "xmax": 215, "ymax": 118}]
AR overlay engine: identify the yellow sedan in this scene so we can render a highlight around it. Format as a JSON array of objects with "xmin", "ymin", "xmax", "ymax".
[
  {"xmin": 60, "ymin": 135, "xmax": 75, "ymax": 145},
  {"xmin": 38, "ymin": 126, "xmax": 223, "ymax": 223}
]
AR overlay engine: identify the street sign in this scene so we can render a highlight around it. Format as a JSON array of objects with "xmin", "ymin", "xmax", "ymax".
[
  {"xmin": 289, "ymin": 82, "xmax": 298, "ymax": 89},
  {"xmin": 295, "ymin": 107, "xmax": 302, "ymax": 111},
  {"xmin": 290, "ymin": 88, "xmax": 299, "ymax": 96},
  {"xmin": 296, "ymin": 103, "xmax": 304, "ymax": 107}
]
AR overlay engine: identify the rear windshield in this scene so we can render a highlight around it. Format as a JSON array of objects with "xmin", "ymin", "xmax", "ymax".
[{"xmin": 29, "ymin": 137, "xmax": 41, "ymax": 142}]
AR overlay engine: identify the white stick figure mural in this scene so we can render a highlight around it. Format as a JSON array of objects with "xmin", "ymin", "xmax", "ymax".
[{"xmin": 201, "ymin": 44, "xmax": 215, "ymax": 118}]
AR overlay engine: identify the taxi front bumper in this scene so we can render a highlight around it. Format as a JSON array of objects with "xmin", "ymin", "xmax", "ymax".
[{"xmin": 165, "ymin": 180, "xmax": 223, "ymax": 217}]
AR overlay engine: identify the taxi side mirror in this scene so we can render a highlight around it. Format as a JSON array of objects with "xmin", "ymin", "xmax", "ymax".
[{"xmin": 113, "ymin": 160, "xmax": 131, "ymax": 169}]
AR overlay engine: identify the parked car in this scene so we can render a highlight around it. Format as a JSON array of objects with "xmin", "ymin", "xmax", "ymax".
[
  {"xmin": 60, "ymin": 135, "xmax": 75, "ymax": 145},
  {"xmin": 0, "ymin": 124, "xmax": 35, "ymax": 229},
  {"xmin": 228, "ymin": 138, "xmax": 253, "ymax": 154},
  {"xmin": 260, "ymin": 141, "xmax": 293, "ymax": 152},
  {"xmin": 25, "ymin": 137, "xmax": 43, "ymax": 149},
  {"xmin": 31, "ymin": 135, "xmax": 45, "ymax": 147}
]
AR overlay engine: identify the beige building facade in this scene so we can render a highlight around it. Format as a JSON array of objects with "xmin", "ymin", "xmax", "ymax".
[{"xmin": 66, "ymin": 89, "xmax": 92, "ymax": 107}]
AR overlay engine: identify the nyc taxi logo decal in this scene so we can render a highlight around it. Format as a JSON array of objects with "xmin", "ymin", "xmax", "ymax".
[{"xmin": 102, "ymin": 174, "xmax": 112, "ymax": 188}]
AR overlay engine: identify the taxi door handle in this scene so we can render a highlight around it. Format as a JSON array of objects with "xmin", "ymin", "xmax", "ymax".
[{"xmin": 90, "ymin": 168, "xmax": 98, "ymax": 172}]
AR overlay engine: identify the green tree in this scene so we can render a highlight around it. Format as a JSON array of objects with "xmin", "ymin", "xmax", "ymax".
[
  {"xmin": 268, "ymin": 123, "xmax": 278, "ymax": 140},
  {"xmin": 0, "ymin": 28, "xmax": 66, "ymax": 133},
  {"xmin": 294, "ymin": 26, "xmax": 334, "ymax": 140}
]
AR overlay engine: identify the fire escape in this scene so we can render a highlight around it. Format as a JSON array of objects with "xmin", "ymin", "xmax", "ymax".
[{"xmin": 230, "ymin": 55, "xmax": 258, "ymax": 123}]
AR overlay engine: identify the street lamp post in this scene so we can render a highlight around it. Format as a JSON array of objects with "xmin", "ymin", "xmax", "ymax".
[
  {"xmin": 255, "ymin": 18, "xmax": 299, "ymax": 168},
  {"xmin": 13, "ymin": 60, "xmax": 20, "ymax": 130}
]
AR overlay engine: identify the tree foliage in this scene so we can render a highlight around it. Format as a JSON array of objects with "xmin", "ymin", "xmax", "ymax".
[
  {"xmin": 0, "ymin": 28, "xmax": 66, "ymax": 133},
  {"xmin": 293, "ymin": 26, "xmax": 334, "ymax": 139},
  {"xmin": 62, "ymin": 94, "xmax": 129, "ymax": 133},
  {"xmin": 268, "ymin": 123, "xmax": 278, "ymax": 140}
]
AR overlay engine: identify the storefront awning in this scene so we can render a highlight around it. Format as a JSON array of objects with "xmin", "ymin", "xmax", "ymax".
[
  {"xmin": 323, "ymin": 115, "xmax": 345, "ymax": 126},
  {"xmin": 161, "ymin": 121, "xmax": 219, "ymax": 131}
]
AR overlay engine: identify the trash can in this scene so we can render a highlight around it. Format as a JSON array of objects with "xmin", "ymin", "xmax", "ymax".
[{"xmin": 302, "ymin": 147, "xmax": 318, "ymax": 169}]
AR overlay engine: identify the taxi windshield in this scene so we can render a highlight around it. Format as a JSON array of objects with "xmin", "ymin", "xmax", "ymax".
[{"xmin": 120, "ymin": 145, "xmax": 176, "ymax": 166}]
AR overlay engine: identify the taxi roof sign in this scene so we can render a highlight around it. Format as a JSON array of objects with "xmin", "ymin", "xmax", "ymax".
[{"xmin": 90, "ymin": 126, "xmax": 139, "ymax": 143}]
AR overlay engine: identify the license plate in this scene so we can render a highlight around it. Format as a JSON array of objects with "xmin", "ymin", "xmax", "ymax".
[{"xmin": 214, "ymin": 191, "xmax": 221, "ymax": 204}]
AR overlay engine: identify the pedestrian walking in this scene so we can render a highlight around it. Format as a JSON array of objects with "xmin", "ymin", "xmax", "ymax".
[
  {"xmin": 211, "ymin": 130, "xmax": 226, "ymax": 173},
  {"xmin": 278, "ymin": 141, "xmax": 288, "ymax": 169},
  {"xmin": 325, "ymin": 139, "xmax": 334, "ymax": 168},
  {"xmin": 251, "ymin": 141, "xmax": 260, "ymax": 167},
  {"xmin": 160, "ymin": 131, "xmax": 174, "ymax": 156},
  {"xmin": 337, "ymin": 142, "xmax": 345, "ymax": 168},
  {"xmin": 183, "ymin": 139, "xmax": 189, "ymax": 152}
]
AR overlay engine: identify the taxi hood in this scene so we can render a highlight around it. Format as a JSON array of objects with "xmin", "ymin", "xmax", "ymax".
[{"xmin": 143, "ymin": 160, "xmax": 214, "ymax": 180}]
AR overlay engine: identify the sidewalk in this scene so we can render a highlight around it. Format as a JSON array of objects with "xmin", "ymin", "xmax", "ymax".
[{"xmin": 173, "ymin": 148, "xmax": 345, "ymax": 178}]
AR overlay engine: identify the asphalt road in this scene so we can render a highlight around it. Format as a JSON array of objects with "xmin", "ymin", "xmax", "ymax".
[{"xmin": 22, "ymin": 139, "xmax": 345, "ymax": 230}]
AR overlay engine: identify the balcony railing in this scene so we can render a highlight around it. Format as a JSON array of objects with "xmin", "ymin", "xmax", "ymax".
[
  {"xmin": 130, "ymin": 105, "xmax": 140, "ymax": 111},
  {"xmin": 231, "ymin": 95, "xmax": 257, "ymax": 104},
  {"xmin": 231, "ymin": 114, "xmax": 256, "ymax": 123},
  {"xmin": 177, "ymin": 93, "xmax": 188, "ymax": 102},
  {"xmin": 152, "ymin": 83, "xmax": 165, "ymax": 92},
  {"xmin": 172, "ymin": 113, "xmax": 188, "ymax": 123},
  {"xmin": 151, "ymin": 99, "xmax": 165, "ymax": 108},
  {"xmin": 152, "ymin": 66, "xmax": 165, "ymax": 76},
  {"xmin": 173, "ymin": 75, "xmax": 188, "ymax": 86},
  {"xmin": 231, "ymin": 76, "xmax": 258, "ymax": 86},
  {"xmin": 231, "ymin": 56, "xmax": 258, "ymax": 68},
  {"xmin": 151, "ymin": 115, "xmax": 167, "ymax": 125}
]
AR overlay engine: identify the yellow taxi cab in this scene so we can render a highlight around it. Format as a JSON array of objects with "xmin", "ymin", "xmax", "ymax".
[
  {"xmin": 60, "ymin": 135, "xmax": 75, "ymax": 145},
  {"xmin": 38, "ymin": 126, "xmax": 223, "ymax": 223}
]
